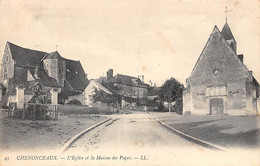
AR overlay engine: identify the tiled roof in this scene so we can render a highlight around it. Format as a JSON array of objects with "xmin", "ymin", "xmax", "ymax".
[
  {"xmin": 221, "ymin": 23, "xmax": 236, "ymax": 41},
  {"xmin": 42, "ymin": 51, "xmax": 62, "ymax": 60},
  {"xmin": 188, "ymin": 25, "xmax": 250, "ymax": 85},
  {"xmin": 64, "ymin": 59, "xmax": 89, "ymax": 92},
  {"xmin": 92, "ymin": 80, "xmax": 112, "ymax": 94},
  {"xmin": 6, "ymin": 42, "xmax": 89, "ymax": 92},
  {"xmin": 13, "ymin": 66, "xmax": 60, "ymax": 87},
  {"xmin": 7, "ymin": 42, "xmax": 47, "ymax": 68},
  {"xmin": 108, "ymin": 74, "xmax": 149, "ymax": 88}
]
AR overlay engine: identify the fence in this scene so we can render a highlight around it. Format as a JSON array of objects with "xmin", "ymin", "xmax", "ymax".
[{"xmin": 8, "ymin": 102, "xmax": 59, "ymax": 120}]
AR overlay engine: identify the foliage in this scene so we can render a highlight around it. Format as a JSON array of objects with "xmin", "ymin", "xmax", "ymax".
[
  {"xmin": 136, "ymin": 97, "xmax": 158, "ymax": 107},
  {"xmin": 157, "ymin": 102, "xmax": 165, "ymax": 112},
  {"xmin": 159, "ymin": 77, "xmax": 183, "ymax": 112},
  {"xmin": 173, "ymin": 96, "xmax": 183, "ymax": 115},
  {"xmin": 146, "ymin": 98, "xmax": 158, "ymax": 107},
  {"xmin": 123, "ymin": 96, "xmax": 137, "ymax": 104},
  {"xmin": 136, "ymin": 97, "xmax": 147, "ymax": 106},
  {"xmin": 67, "ymin": 99, "xmax": 82, "ymax": 105},
  {"xmin": 91, "ymin": 88, "xmax": 121, "ymax": 109},
  {"xmin": 25, "ymin": 83, "xmax": 50, "ymax": 120}
]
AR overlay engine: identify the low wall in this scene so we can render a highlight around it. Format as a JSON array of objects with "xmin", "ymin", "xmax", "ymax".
[{"xmin": 59, "ymin": 104, "xmax": 115, "ymax": 115}]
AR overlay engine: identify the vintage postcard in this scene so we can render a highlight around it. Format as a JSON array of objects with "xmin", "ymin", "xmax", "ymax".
[{"xmin": 0, "ymin": 0, "xmax": 259, "ymax": 165}]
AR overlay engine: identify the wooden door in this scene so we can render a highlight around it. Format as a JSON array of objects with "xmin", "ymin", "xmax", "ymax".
[{"xmin": 210, "ymin": 98, "xmax": 224, "ymax": 115}]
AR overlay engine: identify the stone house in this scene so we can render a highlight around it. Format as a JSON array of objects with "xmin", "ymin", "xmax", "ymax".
[
  {"xmin": 183, "ymin": 23, "xmax": 259, "ymax": 115},
  {"xmin": 79, "ymin": 80, "xmax": 112, "ymax": 106},
  {"xmin": 0, "ymin": 42, "xmax": 89, "ymax": 106},
  {"xmin": 104, "ymin": 69, "xmax": 149, "ymax": 98},
  {"xmin": 71, "ymin": 69, "xmax": 150, "ymax": 107},
  {"xmin": 66, "ymin": 79, "xmax": 119, "ymax": 111},
  {"xmin": 102, "ymin": 69, "xmax": 150, "ymax": 107}
]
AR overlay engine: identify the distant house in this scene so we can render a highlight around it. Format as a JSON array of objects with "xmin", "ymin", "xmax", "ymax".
[
  {"xmin": 0, "ymin": 42, "xmax": 89, "ymax": 105},
  {"xmin": 66, "ymin": 80, "xmax": 112, "ymax": 106},
  {"xmin": 183, "ymin": 23, "xmax": 259, "ymax": 115},
  {"xmin": 103, "ymin": 69, "xmax": 150, "ymax": 98}
]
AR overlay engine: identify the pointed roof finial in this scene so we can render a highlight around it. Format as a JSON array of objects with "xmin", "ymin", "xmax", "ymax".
[
  {"xmin": 224, "ymin": 6, "xmax": 231, "ymax": 23},
  {"xmin": 56, "ymin": 45, "xmax": 58, "ymax": 51}
]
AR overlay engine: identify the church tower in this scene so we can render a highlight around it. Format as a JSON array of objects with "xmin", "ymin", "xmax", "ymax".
[
  {"xmin": 221, "ymin": 23, "xmax": 237, "ymax": 54},
  {"xmin": 42, "ymin": 51, "xmax": 66, "ymax": 87}
]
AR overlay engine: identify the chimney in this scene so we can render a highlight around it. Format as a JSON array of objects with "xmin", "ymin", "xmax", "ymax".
[
  {"xmin": 34, "ymin": 65, "xmax": 39, "ymax": 79},
  {"xmin": 238, "ymin": 54, "xmax": 244, "ymax": 63},
  {"xmin": 106, "ymin": 69, "xmax": 113, "ymax": 80},
  {"xmin": 138, "ymin": 75, "xmax": 144, "ymax": 82},
  {"xmin": 149, "ymin": 80, "xmax": 152, "ymax": 86}
]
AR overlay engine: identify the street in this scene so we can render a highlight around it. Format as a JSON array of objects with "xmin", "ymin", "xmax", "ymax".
[
  {"xmin": 62, "ymin": 111, "xmax": 259, "ymax": 166},
  {"xmin": 65, "ymin": 111, "xmax": 204, "ymax": 154}
]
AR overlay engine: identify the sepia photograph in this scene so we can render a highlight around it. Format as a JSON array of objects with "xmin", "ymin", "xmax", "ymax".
[{"xmin": 0, "ymin": 0, "xmax": 259, "ymax": 165}]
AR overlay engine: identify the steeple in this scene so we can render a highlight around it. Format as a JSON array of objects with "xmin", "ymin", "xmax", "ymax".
[{"xmin": 221, "ymin": 23, "xmax": 237, "ymax": 53}]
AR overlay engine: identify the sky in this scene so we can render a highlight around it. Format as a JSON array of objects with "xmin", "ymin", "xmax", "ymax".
[{"xmin": 0, "ymin": 0, "xmax": 259, "ymax": 86}]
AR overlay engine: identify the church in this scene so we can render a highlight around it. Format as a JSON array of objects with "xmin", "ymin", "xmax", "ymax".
[
  {"xmin": 0, "ymin": 42, "xmax": 89, "ymax": 106},
  {"xmin": 183, "ymin": 22, "xmax": 259, "ymax": 115}
]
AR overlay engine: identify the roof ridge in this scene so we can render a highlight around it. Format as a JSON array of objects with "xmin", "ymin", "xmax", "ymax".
[
  {"xmin": 7, "ymin": 41, "xmax": 47, "ymax": 54},
  {"xmin": 190, "ymin": 25, "xmax": 221, "ymax": 74},
  {"xmin": 118, "ymin": 73, "xmax": 138, "ymax": 79},
  {"xmin": 118, "ymin": 74, "xmax": 127, "ymax": 84}
]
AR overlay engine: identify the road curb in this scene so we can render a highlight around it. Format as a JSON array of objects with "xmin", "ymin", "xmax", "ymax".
[
  {"xmin": 59, "ymin": 117, "xmax": 112, "ymax": 154},
  {"xmin": 148, "ymin": 112, "xmax": 229, "ymax": 151}
]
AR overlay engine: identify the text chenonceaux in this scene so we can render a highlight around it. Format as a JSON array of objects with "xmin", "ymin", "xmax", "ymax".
[{"xmin": 16, "ymin": 155, "xmax": 58, "ymax": 160}]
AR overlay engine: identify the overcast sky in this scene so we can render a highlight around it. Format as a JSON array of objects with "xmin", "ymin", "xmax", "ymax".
[{"xmin": 0, "ymin": 0, "xmax": 259, "ymax": 86}]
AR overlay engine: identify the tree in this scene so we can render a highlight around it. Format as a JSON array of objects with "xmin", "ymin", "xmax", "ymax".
[
  {"xmin": 25, "ymin": 83, "xmax": 49, "ymax": 120},
  {"xmin": 91, "ymin": 88, "xmax": 121, "ymax": 112},
  {"xmin": 159, "ymin": 77, "xmax": 183, "ymax": 113}
]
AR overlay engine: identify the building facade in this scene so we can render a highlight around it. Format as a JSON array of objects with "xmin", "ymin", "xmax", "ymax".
[
  {"xmin": 104, "ymin": 69, "xmax": 149, "ymax": 99},
  {"xmin": 183, "ymin": 23, "xmax": 259, "ymax": 115}
]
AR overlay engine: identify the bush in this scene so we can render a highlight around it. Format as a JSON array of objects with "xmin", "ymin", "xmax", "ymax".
[
  {"xmin": 157, "ymin": 102, "xmax": 165, "ymax": 111},
  {"xmin": 173, "ymin": 97, "xmax": 183, "ymax": 115},
  {"xmin": 2, "ymin": 104, "xmax": 8, "ymax": 109},
  {"xmin": 59, "ymin": 104, "xmax": 114, "ymax": 115},
  {"xmin": 67, "ymin": 99, "xmax": 82, "ymax": 105}
]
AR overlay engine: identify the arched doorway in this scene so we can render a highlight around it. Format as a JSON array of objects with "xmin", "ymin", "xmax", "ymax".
[{"xmin": 210, "ymin": 98, "xmax": 224, "ymax": 115}]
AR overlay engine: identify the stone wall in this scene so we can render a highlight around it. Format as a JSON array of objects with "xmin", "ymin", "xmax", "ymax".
[
  {"xmin": 43, "ymin": 59, "xmax": 66, "ymax": 87},
  {"xmin": 183, "ymin": 80, "xmax": 258, "ymax": 115},
  {"xmin": 0, "ymin": 44, "xmax": 14, "ymax": 87},
  {"xmin": 116, "ymin": 84, "xmax": 148, "ymax": 98}
]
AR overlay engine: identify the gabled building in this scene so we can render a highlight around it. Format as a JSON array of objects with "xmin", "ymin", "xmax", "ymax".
[
  {"xmin": 104, "ymin": 69, "xmax": 149, "ymax": 98},
  {"xmin": 183, "ymin": 23, "xmax": 259, "ymax": 115},
  {"xmin": 0, "ymin": 42, "xmax": 89, "ymax": 105}
]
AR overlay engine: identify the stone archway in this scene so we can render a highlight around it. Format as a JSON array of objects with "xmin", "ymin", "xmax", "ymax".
[{"xmin": 210, "ymin": 98, "xmax": 224, "ymax": 115}]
